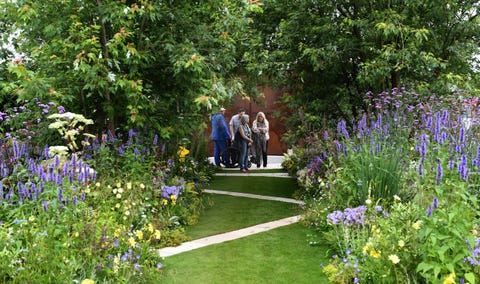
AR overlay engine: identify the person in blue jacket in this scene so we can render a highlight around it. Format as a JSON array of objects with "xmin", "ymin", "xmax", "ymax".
[{"xmin": 211, "ymin": 107, "xmax": 231, "ymax": 167}]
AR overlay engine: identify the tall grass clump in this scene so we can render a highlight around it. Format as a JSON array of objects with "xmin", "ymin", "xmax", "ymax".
[{"xmin": 288, "ymin": 88, "xmax": 480, "ymax": 283}]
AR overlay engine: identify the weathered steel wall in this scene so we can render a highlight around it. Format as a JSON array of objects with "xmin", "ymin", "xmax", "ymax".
[{"xmin": 206, "ymin": 86, "xmax": 288, "ymax": 155}]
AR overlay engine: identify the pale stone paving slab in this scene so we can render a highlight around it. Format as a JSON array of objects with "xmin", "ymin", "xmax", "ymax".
[
  {"xmin": 158, "ymin": 215, "xmax": 301, "ymax": 257},
  {"xmin": 204, "ymin": 189, "xmax": 304, "ymax": 205},
  {"xmin": 214, "ymin": 172, "xmax": 292, "ymax": 178}
]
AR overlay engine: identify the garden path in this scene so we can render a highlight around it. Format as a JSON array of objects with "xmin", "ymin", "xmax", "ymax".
[{"xmin": 158, "ymin": 155, "xmax": 303, "ymax": 258}]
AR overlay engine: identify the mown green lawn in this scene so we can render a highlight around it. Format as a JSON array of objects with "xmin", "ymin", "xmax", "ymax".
[
  {"xmin": 156, "ymin": 171, "xmax": 330, "ymax": 283},
  {"xmin": 160, "ymin": 223, "xmax": 330, "ymax": 284},
  {"xmin": 187, "ymin": 194, "xmax": 301, "ymax": 239},
  {"xmin": 209, "ymin": 175, "xmax": 298, "ymax": 198}
]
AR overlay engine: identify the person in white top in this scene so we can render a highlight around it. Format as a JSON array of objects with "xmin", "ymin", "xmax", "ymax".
[{"xmin": 252, "ymin": 111, "xmax": 269, "ymax": 168}]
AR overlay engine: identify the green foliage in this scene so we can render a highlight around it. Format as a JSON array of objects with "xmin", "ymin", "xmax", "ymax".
[
  {"xmin": 416, "ymin": 184, "xmax": 479, "ymax": 282},
  {"xmin": 246, "ymin": 0, "xmax": 480, "ymax": 144},
  {"xmin": 336, "ymin": 142, "xmax": 406, "ymax": 207},
  {"xmin": 293, "ymin": 89, "xmax": 480, "ymax": 283},
  {"xmin": 0, "ymin": 0, "xmax": 263, "ymax": 145}
]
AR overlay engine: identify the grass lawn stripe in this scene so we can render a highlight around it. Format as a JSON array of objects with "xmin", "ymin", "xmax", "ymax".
[
  {"xmin": 159, "ymin": 223, "xmax": 330, "ymax": 284},
  {"xmin": 204, "ymin": 189, "xmax": 304, "ymax": 204},
  {"xmin": 187, "ymin": 194, "xmax": 302, "ymax": 240},
  {"xmin": 209, "ymin": 176, "xmax": 299, "ymax": 198}
]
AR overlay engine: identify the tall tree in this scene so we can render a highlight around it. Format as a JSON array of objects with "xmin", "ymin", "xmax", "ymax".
[
  {"xmin": 1, "ymin": 0, "xmax": 261, "ymax": 143},
  {"xmin": 246, "ymin": 0, "xmax": 480, "ymax": 142}
]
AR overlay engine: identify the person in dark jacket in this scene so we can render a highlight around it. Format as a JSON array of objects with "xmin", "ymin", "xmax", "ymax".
[{"xmin": 211, "ymin": 107, "xmax": 231, "ymax": 167}]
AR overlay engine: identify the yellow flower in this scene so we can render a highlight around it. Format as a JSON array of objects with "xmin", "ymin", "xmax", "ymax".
[
  {"xmin": 177, "ymin": 146, "xmax": 190, "ymax": 162},
  {"xmin": 370, "ymin": 249, "xmax": 381, "ymax": 258},
  {"xmin": 170, "ymin": 194, "xmax": 177, "ymax": 200},
  {"xmin": 136, "ymin": 230, "xmax": 143, "ymax": 240},
  {"xmin": 365, "ymin": 199, "xmax": 372, "ymax": 205},
  {"xmin": 412, "ymin": 220, "xmax": 422, "ymax": 230},
  {"xmin": 186, "ymin": 182, "xmax": 195, "ymax": 192},
  {"xmin": 388, "ymin": 254, "xmax": 400, "ymax": 264},
  {"xmin": 398, "ymin": 240, "xmax": 405, "ymax": 247},
  {"xmin": 125, "ymin": 210, "xmax": 130, "ymax": 216},
  {"xmin": 127, "ymin": 182, "xmax": 132, "ymax": 190},
  {"xmin": 147, "ymin": 223, "xmax": 154, "ymax": 233},
  {"xmin": 28, "ymin": 216, "xmax": 35, "ymax": 222},
  {"xmin": 81, "ymin": 279, "xmax": 95, "ymax": 284},
  {"xmin": 128, "ymin": 237, "xmax": 136, "ymax": 247},
  {"xmin": 162, "ymin": 199, "xmax": 168, "ymax": 206},
  {"xmin": 362, "ymin": 242, "xmax": 372, "ymax": 255},
  {"xmin": 116, "ymin": 182, "xmax": 121, "ymax": 188},
  {"xmin": 95, "ymin": 182, "xmax": 101, "ymax": 187},
  {"xmin": 140, "ymin": 183, "xmax": 145, "ymax": 189},
  {"xmin": 393, "ymin": 195, "xmax": 401, "ymax": 202},
  {"xmin": 443, "ymin": 272, "xmax": 456, "ymax": 284},
  {"xmin": 154, "ymin": 230, "xmax": 161, "ymax": 239}
]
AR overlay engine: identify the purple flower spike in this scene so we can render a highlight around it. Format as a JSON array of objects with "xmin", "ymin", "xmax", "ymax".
[
  {"xmin": 427, "ymin": 205, "xmax": 433, "ymax": 217},
  {"xmin": 436, "ymin": 159, "xmax": 443, "ymax": 185},
  {"xmin": 42, "ymin": 200, "xmax": 49, "ymax": 211}
]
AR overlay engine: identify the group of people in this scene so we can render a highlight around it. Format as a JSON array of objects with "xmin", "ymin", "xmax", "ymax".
[{"xmin": 211, "ymin": 107, "xmax": 269, "ymax": 172}]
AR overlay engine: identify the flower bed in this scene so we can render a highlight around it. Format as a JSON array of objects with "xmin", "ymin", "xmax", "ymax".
[{"xmin": 286, "ymin": 88, "xmax": 480, "ymax": 283}]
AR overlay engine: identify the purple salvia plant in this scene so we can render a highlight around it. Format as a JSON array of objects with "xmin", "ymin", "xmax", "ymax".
[
  {"xmin": 458, "ymin": 154, "xmax": 469, "ymax": 181},
  {"xmin": 13, "ymin": 138, "xmax": 20, "ymax": 160},
  {"xmin": 427, "ymin": 205, "xmax": 433, "ymax": 217},
  {"xmin": 459, "ymin": 126, "xmax": 466, "ymax": 144},
  {"xmin": 418, "ymin": 158, "xmax": 424, "ymax": 178},
  {"xmin": 337, "ymin": 119, "xmax": 350, "ymax": 140},
  {"xmin": 436, "ymin": 159, "xmax": 443, "ymax": 185},
  {"xmin": 42, "ymin": 200, "xmax": 48, "ymax": 211},
  {"xmin": 58, "ymin": 187, "xmax": 63, "ymax": 202}
]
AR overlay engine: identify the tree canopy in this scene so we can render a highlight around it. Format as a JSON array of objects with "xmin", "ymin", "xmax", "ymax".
[
  {"xmin": 1, "ymin": 0, "xmax": 479, "ymax": 146},
  {"xmin": 1, "ymin": 0, "xmax": 261, "ymax": 145},
  {"xmin": 246, "ymin": 0, "xmax": 480, "ymax": 141}
]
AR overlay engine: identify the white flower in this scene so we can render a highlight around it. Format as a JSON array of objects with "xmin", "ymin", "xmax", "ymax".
[
  {"xmin": 48, "ymin": 146, "xmax": 69, "ymax": 156},
  {"xmin": 388, "ymin": 254, "xmax": 400, "ymax": 264}
]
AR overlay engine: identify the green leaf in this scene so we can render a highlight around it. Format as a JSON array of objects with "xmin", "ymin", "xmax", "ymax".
[{"xmin": 464, "ymin": 273, "xmax": 476, "ymax": 284}]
